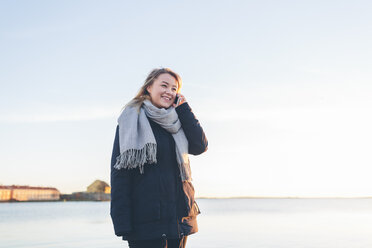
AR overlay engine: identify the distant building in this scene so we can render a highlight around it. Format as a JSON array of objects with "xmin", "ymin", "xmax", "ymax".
[
  {"xmin": 105, "ymin": 186, "xmax": 111, "ymax": 194},
  {"xmin": 0, "ymin": 185, "xmax": 60, "ymax": 202}
]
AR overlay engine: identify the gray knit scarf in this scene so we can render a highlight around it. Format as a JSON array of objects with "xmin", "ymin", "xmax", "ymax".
[{"xmin": 114, "ymin": 99, "xmax": 191, "ymax": 182}]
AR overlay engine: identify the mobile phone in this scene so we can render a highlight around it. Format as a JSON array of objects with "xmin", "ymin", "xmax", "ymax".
[{"xmin": 174, "ymin": 94, "xmax": 179, "ymax": 104}]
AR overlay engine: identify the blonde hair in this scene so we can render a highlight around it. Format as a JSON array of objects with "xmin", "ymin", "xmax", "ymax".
[{"xmin": 125, "ymin": 68, "xmax": 182, "ymax": 110}]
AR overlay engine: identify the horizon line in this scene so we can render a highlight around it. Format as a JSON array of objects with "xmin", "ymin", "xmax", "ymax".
[{"xmin": 196, "ymin": 196, "xmax": 372, "ymax": 199}]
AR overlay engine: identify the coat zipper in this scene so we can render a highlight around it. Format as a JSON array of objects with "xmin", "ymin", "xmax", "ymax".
[
  {"xmin": 176, "ymin": 174, "xmax": 184, "ymax": 239},
  {"xmin": 176, "ymin": 216, "xmax": 181, "ymax": 238}
]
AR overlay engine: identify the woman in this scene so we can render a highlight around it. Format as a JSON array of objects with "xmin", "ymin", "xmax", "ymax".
[{"xmin": 110, "ymin": 68, "xmax": 208, "ymax": 248}]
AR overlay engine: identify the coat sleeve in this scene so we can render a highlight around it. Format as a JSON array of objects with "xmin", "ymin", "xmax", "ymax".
[
  {"xmin": 110, "ymin": 125, "xmax": 133, "ymax": 236},
  {"xmin": 176, "ymin": 102, "xmax": 208, "ymax": 155}
]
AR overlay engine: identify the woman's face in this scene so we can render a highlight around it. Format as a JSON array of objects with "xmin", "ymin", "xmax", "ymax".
[{"xmin": 146, "ymin": 73, "xmax": 178, "ymax": 109}]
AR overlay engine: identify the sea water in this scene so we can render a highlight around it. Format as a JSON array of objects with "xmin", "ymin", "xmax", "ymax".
[{"xmin": 1, "ymin": 198, "xmax": 372, "ymax": 248}]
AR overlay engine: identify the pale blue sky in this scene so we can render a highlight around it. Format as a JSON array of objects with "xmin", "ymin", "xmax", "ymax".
[{"xmin": 1, "ymin": 0, "xmax": 372, "ymax": 197}]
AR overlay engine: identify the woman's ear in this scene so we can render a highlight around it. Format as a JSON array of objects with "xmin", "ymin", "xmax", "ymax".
[{"xmin": 146, "ymin": 85, "xmax": 152, "ymax": 94}]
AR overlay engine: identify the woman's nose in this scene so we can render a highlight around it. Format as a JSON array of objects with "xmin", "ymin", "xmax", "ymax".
[{"xmin": 165, "ymin": 87, "xmax": 172, "ymax": 94}]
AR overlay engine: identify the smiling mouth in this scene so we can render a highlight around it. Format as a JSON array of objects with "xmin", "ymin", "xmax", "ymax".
[{"xmin": 162, "ymin": 96, "xmax": 172, "ymax": 101}]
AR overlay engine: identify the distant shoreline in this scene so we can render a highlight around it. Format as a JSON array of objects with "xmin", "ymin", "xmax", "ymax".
[
  {"xmin": 196, "ymin": 196, "xmax": 372, "ymax": 199},
  {"xmin": 2, "ymin": 196, "xmax": 372, "ymax": 203}
]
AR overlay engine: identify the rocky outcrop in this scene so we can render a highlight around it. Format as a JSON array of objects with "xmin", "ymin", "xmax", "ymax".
[{"xmin": 87, "ymin": 180, "xmax": 110, "ymax": 193}]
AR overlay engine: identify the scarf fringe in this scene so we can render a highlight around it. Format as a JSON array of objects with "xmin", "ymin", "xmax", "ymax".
[{"xmin": 114, "ymin": 143, "xmax": 157, "ymax": 174}]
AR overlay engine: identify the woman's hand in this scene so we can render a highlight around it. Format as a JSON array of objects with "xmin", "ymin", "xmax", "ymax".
[{"xmin": 173, "ymin": 93, "xmax": 186, "ymax": 108}]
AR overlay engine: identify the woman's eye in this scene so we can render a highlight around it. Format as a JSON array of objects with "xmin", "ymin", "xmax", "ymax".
[{"xmin": 172, "ymin": 88, "xmax": 177, "ymax": 91}]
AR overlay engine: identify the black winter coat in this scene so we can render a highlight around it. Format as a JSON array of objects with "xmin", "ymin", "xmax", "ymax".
[{"xmin": 110, "ymin": 102, "xmax": 208, "ymax": 241}]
